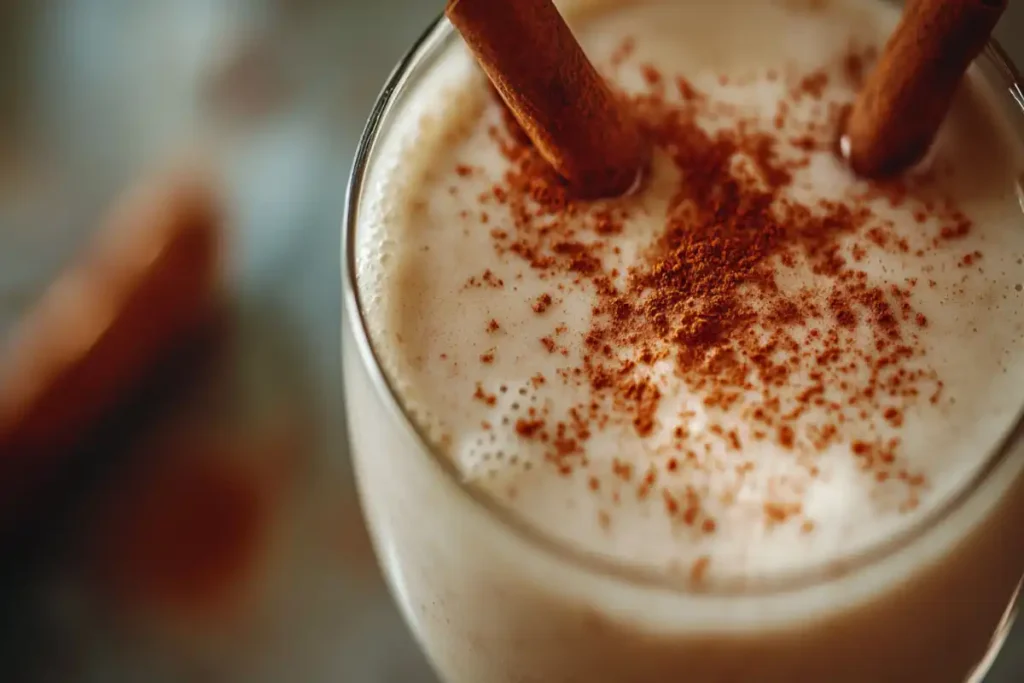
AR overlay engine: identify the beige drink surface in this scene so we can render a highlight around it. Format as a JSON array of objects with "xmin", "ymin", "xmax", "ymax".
[{"xmin": 357, "ymin": 0, "xmax": 1024, "ymax": 586}]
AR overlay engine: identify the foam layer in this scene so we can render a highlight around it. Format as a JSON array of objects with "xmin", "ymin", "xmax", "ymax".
[{"xmin": 356, "ymin": 0, "xmax": 1024, "ymax": 583}]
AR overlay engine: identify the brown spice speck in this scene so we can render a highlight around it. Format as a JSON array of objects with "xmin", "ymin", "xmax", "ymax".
[
  {"xmin": 473, "ymin": 385, "xmax": 497, "ymax": 407},
  {"xmin": 533, "ymin": 293, "xmax": 554, "ymax": 314},
  {"xmin": 778, "ymin": 425, "xmax": 795, "ymax": 449},
  {"xmin": 691, "ymin": 556, "xmax": 710, "ymax": 584},
  {"xmin": 764, "ymin": 502, "xmax": 802, "ymax": 524},
  {"xmin": 641, "ymin": 64, "xmax": 663, "ymax": 86},
  {"xmin": 883, "ymin": 407, "xmax": 904, "ymax": 427},
  {"xmin": 515, "ymin": 419, "xmax": 545, "ymax": 438}
]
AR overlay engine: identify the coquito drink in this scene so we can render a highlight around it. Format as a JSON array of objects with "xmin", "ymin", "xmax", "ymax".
[{"xmin": 343, "ymin": 0, "xmax": 1024, "ymax": 680}]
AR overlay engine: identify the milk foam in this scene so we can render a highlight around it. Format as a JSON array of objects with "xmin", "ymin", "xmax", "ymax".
[{"xmin": 356, "ymin": 0, "xmax": 1024, "ymax": 583}]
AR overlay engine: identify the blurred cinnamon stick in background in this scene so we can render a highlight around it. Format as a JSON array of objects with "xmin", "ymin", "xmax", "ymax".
[{"xmin": 0, "ymin": 168, "xmax": 224, "ymax": 532}]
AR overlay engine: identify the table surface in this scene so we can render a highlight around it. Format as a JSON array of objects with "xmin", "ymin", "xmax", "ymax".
[{"xmin": 0, "ymin": 1, "xmax": 1022, "ymax": 681}]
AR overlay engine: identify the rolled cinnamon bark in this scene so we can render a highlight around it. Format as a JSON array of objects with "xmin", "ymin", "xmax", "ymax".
[
  {"xmin": 842, "ymin": 0, "xmax": 1007, "ymax": 178},
  {"xmin": 447, "ymin": 0, "xmax": 649, "ymax": 198}
]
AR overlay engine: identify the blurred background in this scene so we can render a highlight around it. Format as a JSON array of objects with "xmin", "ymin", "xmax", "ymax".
[{"xmin": 0, "ymin": 1, "xmax": 1021, "ymax": 681}]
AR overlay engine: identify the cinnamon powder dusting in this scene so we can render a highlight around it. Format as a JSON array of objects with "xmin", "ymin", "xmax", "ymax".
[{"xmin": 443, "ymin": 40, "xmax": 985, "ymax": 578}]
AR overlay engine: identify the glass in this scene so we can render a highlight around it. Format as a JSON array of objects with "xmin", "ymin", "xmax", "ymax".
[{"xmin": 341, "ymin": 8, "xmax": 1024, "ymax": 682}]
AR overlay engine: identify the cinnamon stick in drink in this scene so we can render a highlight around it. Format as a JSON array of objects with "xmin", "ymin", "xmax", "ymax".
[
  {"xmin": 841, "ymin": 0, "xmax": 1006, "ymax": 179},
  {"xmin": 446, "ymin": 0, "xmax": 649, "ymax": 198},
  {"xmin": 0, "ymin": 169, "xmax": 223, "ymax": 527}
]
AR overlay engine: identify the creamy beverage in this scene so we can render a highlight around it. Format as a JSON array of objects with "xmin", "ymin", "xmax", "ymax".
[{"xmin": 344, "ymin": 0, "xmax": 1024, "ymax": 680}]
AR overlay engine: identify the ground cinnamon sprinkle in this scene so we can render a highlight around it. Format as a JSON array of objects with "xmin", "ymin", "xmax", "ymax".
[
  {"xmin": 794, "ymin": 70, "xmax": 829, "ymax": 100},
  {"xmin": 474, "ymin": 384, "xmax": 497, "ymax": 406},
  {"xmin": 516, "ymin": 418, "xmax": 545, "ymax": 438},
  {"xmin": 533, "ymin": 293, "xmax": 554, "ymax": 313},
  {"xmin": 451, "ymin": 37, "xmax": 981, "ymax": 554},
  {"xmin": 764, "ymin": 501, "xmax": 803, "ymax": 524},
  {"xmin": 690, "ymin": 556, "xmax": 711, "ymax": 584},
  {"xmin": 465, "ymin": 269, "xmax": 505, "ymax": 289}
]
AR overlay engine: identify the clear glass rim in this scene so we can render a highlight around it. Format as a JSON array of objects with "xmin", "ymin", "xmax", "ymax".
[{"xmin": 342, "ymin": 12, "xmax": 1024, "ymax": 597}]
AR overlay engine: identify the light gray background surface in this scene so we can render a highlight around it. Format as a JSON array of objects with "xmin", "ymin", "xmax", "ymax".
[{"xmin": 0, "ymin": 1, "xmax": 1021, "ymax": 681}]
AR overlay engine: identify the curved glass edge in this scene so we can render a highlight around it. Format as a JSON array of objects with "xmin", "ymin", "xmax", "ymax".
[{"xmin": 341, "ymin": 15, "xmax": 1024, "ymax": 596}]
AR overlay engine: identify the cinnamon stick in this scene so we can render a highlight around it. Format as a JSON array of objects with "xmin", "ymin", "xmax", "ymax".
[
  {"xmin": 446, "ymin": 0, "xmax": 649, "ymax": 198},
  {"xmin": 842, "ymin": 0, "xmax": 1006, "ymax": 179},
  {"xmin": 0, "ymin": 169, "xmax": 223, "ymax": 528}
]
